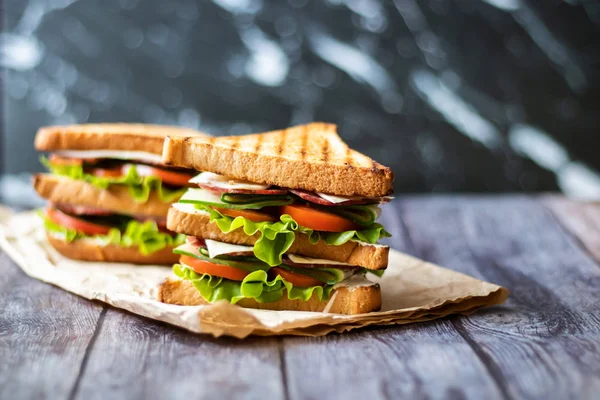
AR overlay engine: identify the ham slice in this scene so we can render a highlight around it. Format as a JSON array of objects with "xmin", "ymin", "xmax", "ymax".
[
  {"xmin": 197, "ymin": 182, "xmax": 288, "ymax": 195},
  {"xmin": 289, "ymin": 190, "xmax": 378, "ymax": 206},
  {"xmin": 186, "ymin": 236, "xmax": 206, "ymax": 247},
  {"xmin": 55, "ymin": 204, "xmax": 114, "ymax": 216}
]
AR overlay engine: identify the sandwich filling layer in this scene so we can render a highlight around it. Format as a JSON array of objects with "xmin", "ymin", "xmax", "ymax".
[
  {"xmin": 42, "ymin": 205, "xmax": 185, "ymax": 255},
  {"xmin": 173, "ymin": 238, "xmax": 381, "ymax": 304},
  {"xmin": 42, "ymin": 154, "xmax": 195, "ymax": 204},
  {"xmin": 173, "ymin": 172, "xmax": 392, "ymax": 266}
]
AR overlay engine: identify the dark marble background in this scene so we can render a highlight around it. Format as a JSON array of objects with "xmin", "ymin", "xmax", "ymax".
[{"xmin": 2, "ymin": 0, "xmax": 600, "ymax": 197}]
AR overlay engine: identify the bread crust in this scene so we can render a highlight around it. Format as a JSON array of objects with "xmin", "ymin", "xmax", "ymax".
[
  {"xmin": 33, "ymin": 174, "xmax": 173, "ymax": 218},
  {"xmin": 158, "ymin": 277, "xmax": 382, "ymax": 314},
  {"xmin": 35, "ymin": 123, "xmax": 207, "ymax": 154},
  {"xmin": 162, "ymin": 123, "xmax": 394, "ymax": 197},
  {"xmin": 46, "ymin": 234, "xmax": 179, "ymax": 264},
  {"xmin": 167, "ymin": 205, "xmax": 389, "ymax": 270}
]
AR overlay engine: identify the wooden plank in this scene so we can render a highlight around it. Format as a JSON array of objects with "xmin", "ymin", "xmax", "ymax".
[
  {"xmin": 282, "ymin": 322, "xmax": 505, "ymax": 400},
  {"xmin": 399, "ymin": 195, "xmax": 600, "ymax": 400},
  {"xmin": 543, "ymin": 196, "xmax": 600, "ymax": 263},
  {"xmin": 0, "ymin": 252, "xmax": 104, "ymax": 400},
  {"xmin": 281, "ymin": 203, "xmax": 505, "ymax": 400},
  {"xmin": 71, "ymin": 307, "xmax": 286, "ymax": 400}
]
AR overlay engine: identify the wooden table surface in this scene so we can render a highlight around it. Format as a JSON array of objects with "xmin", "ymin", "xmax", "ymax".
[{"xmin": 1, "ymin": 195, "xmax": 599, "ymax": 400}]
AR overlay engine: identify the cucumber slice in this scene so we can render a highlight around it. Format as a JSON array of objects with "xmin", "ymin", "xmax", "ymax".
[
  {"xmin": 324, "ymin": 204, "xmax": 381, "ymax": 226},
  {"xmin": 278, "ymin": 265, "xmax": 349, "ymax": 285},
  {"xmin": 221, "ymin": 193, "xmax": 294, "ymax": 206},
  {"xmin": 179, "ymin": 188, "xmax": 292, "ymax": 210}
]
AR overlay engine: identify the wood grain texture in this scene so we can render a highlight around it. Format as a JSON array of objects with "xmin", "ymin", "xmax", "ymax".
[
  {"xmin": 282, "ymin": 322, "xmax": 504, "ymax": 400},
  {"xmin": 0, "ymin": 252, "xmax": 103, "ymax": 400},
  {"xmin": 281, "ymin": 204, "xmax": 505, "ymax": 400},
  {"xmin": 399, "ymin": 195, "xmax": 600, "ymax": 400},
  {"xmin": 2, "ymin": 196, "xmax": 600, "ymax": 400},
  {"xmin": 543, "ymin": 196, "xmax": 600, "ymax": 263},
  {"xmin": 71, "ymin": 308, "xmax": 285, "ymax": 400}
]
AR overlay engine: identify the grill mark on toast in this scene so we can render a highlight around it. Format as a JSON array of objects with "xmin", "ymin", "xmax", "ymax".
[
  {"xmin": 300, "ymin": 127, "xmax": 308, "ymax": 160},
  {"xmin": 254, "ymin": 134, "xmax": 263, "ymax": 153},
  {"xmin": 321, "ymin": 138, "xmax": 329, "ymax": 162},
  {"xmin": 230, "ymin": 138, "xmax": 239, "ymax": 151},
  {"xmin": 277, "ymin": 129, "xmax": 287, "ymax": 154},
  {"xmin": 344, "ymin": 146, "xmax": 353, "ymax": 168}
]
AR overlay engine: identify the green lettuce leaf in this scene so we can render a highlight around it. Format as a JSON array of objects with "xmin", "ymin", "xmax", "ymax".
[
  {"xmin": 366, "ymin": 269, "xmax": 385, "ymax": 278},
  {"xmin": 191, "ymin": 204, "xmax": 390, "ymax": 266},
  {"xmin": 174, "ymin": 264, "xmax": 334, "ymax": 304},
  {"xmin": 40, "ymin": 211, "xmax": 185, "ymax": 255},
  {"xmin": 41, "ymin": 156, "xmax": 186, "ymax": 203}
]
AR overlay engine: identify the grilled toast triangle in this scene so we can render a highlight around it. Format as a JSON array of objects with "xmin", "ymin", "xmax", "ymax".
[{"xmin": 163, "ymin": 122, "xmax": 394, "ymax": 197}]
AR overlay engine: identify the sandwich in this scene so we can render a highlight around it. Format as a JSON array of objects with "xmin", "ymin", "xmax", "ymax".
[
  {"xmin": 157, "ymin": 123, "xmax": 394, "ymax": 314},
  {"xmin": 33, "ymin": 123, "xmax": 206, "ymax": 264}
]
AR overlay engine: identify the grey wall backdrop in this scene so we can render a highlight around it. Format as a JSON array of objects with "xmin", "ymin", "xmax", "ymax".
[{"xmin": 2, "ymin": 0, "xmax": 600, "ymax": 195}]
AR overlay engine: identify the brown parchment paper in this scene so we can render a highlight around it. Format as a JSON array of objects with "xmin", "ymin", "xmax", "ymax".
[{"xmin": 0, "ymin": 206, "xmax": 508, "ymax": 338}]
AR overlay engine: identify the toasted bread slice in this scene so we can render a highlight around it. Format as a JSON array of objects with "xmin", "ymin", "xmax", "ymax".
[
  {"xmin": 34, "ymin": 174, "xmax": 173, "ymax": 218},
  {"xmin": 163, "ymin": 123, "xmax": 393, "ymax": 197},
  {"xmin": 46, "ymin": 234, "xmax": 179, "ymax": 264},
  {"xmin": 167, "ymin": 203, "xmax": 389, "ymax": 270},
  {"xmin": 35, "ymin": 123, "xmax": 206, "ymax": 154},
  {"xmin": 158, "ymin": 277, "xmax": 382, "ymax": 314}
]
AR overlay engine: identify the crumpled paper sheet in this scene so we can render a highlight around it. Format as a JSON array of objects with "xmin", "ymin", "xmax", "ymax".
[{"xmin": 0, "ymin": 206, "xmax": 509, "ymax": 338}]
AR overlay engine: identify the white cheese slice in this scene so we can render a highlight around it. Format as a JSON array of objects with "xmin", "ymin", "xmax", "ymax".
[
  {"xmin": 350, "ymin": 239, "xmax": 388, "ymax": 248},
  {"xmin": 189, "ymin": 172, "xmax": 270, "ymax": 190},
  {"xmin": 368, "ymin": 204, "xmax": 383, "ymax": 219},
  {"xmin": 340, "ymin": 268, "xmax": 360, "ymax": 280},
  {"xmin": 172, "ymin": 202, "xmax": 211, "ymax": 215},
  {"xmin": 55, "ymin": 150, "xmax": 164, "ymax": 164},
  {"xmin": 188, "ymin": 173, "xmax": 207, "ymax": 184},
  {"xmin": 204, "ymin": 239, "xmax": 254, "ymax": 258},
  {"xmin": 179, "ymin": 188, "xmax": 224, "ymax": 204},
  {"xmin": 316, "ymin": 192, "xmax": 395, "ymax": 204},
  {"xmin": 287, "ymin": 254, "xmax": 354, "ymax": 266},
  {"xmin": 174, "ymin": 242, "xmax": 198, "ymax": 254},
  {"xmin": 315, "ymin": 192, "xmax": 367, "ymax": 203},
  {"xmin": 333, "ymin": 274, "xmax": 375, "ymax": 289}
]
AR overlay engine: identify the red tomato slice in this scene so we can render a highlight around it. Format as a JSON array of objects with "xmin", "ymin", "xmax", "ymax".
[
  {"xmin": 88, "ymin": 167, "xmax": 123, "ymax": 178},
  {"xmin": 271, "ymin": 266, "xmax": 324, "ymax": 287},
  {"xmin": 213, "ymin": 207, "xmax": 277, "ymax": 222},
  {"xmin": 46, "ymin": 207, "xmax": 112, "ymax": 235},
  {"xmin": 280, "ymin": 204, "xmax": 359, "ymax": 232},
  {"xmin": 180, "ymin": 255, "xmax": 249, "ymax": 281},
  {"xmin": 124, "ymin": 164, "xmax": 194, "ymax": 187}
]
